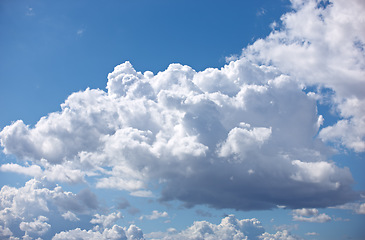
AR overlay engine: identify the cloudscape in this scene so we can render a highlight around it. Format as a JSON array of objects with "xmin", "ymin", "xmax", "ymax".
[{"xmin": 1, "ymin": 0, "xmax": 364, "ymax": 239}]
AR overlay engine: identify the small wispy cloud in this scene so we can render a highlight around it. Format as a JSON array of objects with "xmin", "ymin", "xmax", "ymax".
[
  {"xmin": 139, "ymin": 210, "xmax": 168, "ymax": 220},
  {"xmin": 26, "ymin": 7, "xmax": 35, "ymax": 16},
  {"xmin": 256, "ymin": 7, "xmax": 266, "ymax": 16},
  {"xmin": 306, "ymin": 232, "xmax": 319, "ymax": 236},
  {"xmin": 77, "ymin": 28, "xmax": 86, "ymax": 37},
  {"xmin": 292, "ymin": 208, "xmax": 331, "ymax": 223}
]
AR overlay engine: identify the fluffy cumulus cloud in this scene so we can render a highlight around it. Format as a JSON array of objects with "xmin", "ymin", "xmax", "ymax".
[
  {"xmin": 0, "ymin": 57, "xmax": 357, "ymax": 211},
  {"xmin": 243, "ymin": 0, "xmax": 365, "ymax": 152},
  {"xmin": 146, "ymin": 214, "xmax": 301, "ymax": 240},
  {"xmin": 0, "ymin": 0, "xmax": 364, "ymax": 238},
  {"xmin": 291, "ymin": 208, "xmax": 331, "ymax": 223},
  {"xmin": 90, "ymin": 212, "xmax": 123, "ymax": 229},
  {"xmin": 0, "ymin": 1, "xmax": 362, "ymax": 213},
  {"xmin": 0, "ymin": 178, "xmax": 98, "ymax": 238},
  {"xmin": 19, "ymin": 216, "xmax": 50, "ymax": 236},
  {"xmin": 52, "ymin": 221, "xmax": 145, "ymax": 240}
]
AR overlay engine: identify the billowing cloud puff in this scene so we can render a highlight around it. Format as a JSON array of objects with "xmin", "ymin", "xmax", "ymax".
[
  {"xmin": 291, "ymin": 208, "xmax": 331, "ymax": 223},
  {"xmin": 90, "ymin": 212, "xmax": 123, "ymax": 229},
  {"xmin": 0, "ymin": 178, "xmax": 98, "ymax": 237},
  {"xmin": 243, "ymin": 0, "xmax": 365, "ymax": 152},
  {"xmin": 0, "ymin": 0, "xmax": 362, "ymax": 213},
  {"xmin": 146, "ymin": 214, "xmax": 301, "ymax": 240},
  {"xmin": 62, "ymin": 211, "xmax": 80, "ymax": 222},
  {"xmin": 53, "ymin": 224, "xmax": 144, "ymax": 240},
  {"xmin": 0, "ymin": 59, "xmax": 359, "ymax": 211},
  {"xmin": 19, "ymin": 216, "xmax": 50, "ymax": 236}
]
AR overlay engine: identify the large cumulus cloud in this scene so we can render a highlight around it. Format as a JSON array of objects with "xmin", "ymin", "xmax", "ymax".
[
  {"xmin": 0, "ymin": 0, "xmax": 363, "ymax": 214},
  {"xmin": 0, "ymin": 56, "xmax": 358, "ymax": 211}
]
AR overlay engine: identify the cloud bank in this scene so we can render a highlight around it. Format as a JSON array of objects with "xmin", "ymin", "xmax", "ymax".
[
  {"xmin": 0, "ymin": 0, "xmax": 364, "ymax": 238},
  {"xmin": 1, "ymin": 0, "xmax": 363, "ymax": 213},
  {"xmin": 146, "ymin": 214, "xmax": 301, "ymax": 240}
]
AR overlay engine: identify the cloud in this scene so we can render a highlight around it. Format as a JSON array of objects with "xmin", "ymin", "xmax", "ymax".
[
  {"xmin": 62, "ymin": 211, "xmax": 80, "ymax": 222},
  {"xmin": 146, "ymin": 214, "xmax": 301, "ymax": 240},
  {"xmin": 293, "ymin": 213, "xmax": 331, "ymax": 223},
  {"xmin": 333, "ymin": 202, "xmax": 365, "ymax": 214},
  {"xmin": 0, "ymin": 178, "xmax": 98, "ymax": 235},
  {"xmin": 0, "ymin": 0, "xmax": 362, "ymax": 214},
  {"xmin": 140, "ymin": 210, "xmax": 168, "ymax": 220},
  {"xmin": 0, "ymin": 161, "xmax": 86, "ymax": 184},
  {"xmin": 243, "ymin": 0, "xmax": 365, "ymax": 152},
  {"xmin": 90, "ymin": 212, "xmax": 123, "ymax": 229},
  {"xmin": 19, "ymin": 216, "xmax": 50, "ymax": 236},
  {"xmin": 0, "ymin": 58, "xmax": 358, "ymax": 211},
  {"xmin": 291, "ymin": 208, "xmax": 318, "ymax": 217},
  {"xmin": 53, "ymin": 224, "xmax": 144, "ymax": 240},
  {"xmin": 26, "ymin": 7, "xmax": 35, "ymax": 16},
  {"xmin": 0, "ymin": 163, "xmax": 42, "ymax": 177},
  {"xmin": 292, "ymin": 208, "xmax": 331, "ymax": 223},
  {"xmin": 77, "ymin": 28, "xmax": 85, "ymax": 37},
  {"xmin": 259, "ymin": 230, "xmax": 302, "ymax": 240},
  {"xmin": 306, "ymin": 232, "xmax": 319, "ymax": 236}
]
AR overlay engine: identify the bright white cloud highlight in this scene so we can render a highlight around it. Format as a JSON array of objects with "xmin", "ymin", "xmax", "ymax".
[
  {"xmin": 146, "ymin": 214, "xmax": 301, "ymax": 240},
  {"xmin": 91, "ymin": 212, "xmax": 123, "ymax": 229},
  {"xmin": 292, "ymin": 208, "xmax": 331, "ymax": 223},
  {"xmin": 19, "ymin": 216, "xmax": 50, "ymax": 236},
  {"xmin": 0, "ymin": 178, "xmax": 98, "ymax": 233},
  {"xmin": 140, "ymin": 210, "xmax": 168, "ymax": 220},
  {"xmin": 243, "ymin": 0, "xmax": 365, "ymax": 152},
  {"xmin": 62, "ymin": 211, "xmax": 80, "ymax": 222}
]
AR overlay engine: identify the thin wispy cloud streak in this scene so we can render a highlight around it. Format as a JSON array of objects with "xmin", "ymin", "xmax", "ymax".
[{"xmin": 0, "ymin": 0, "xmax": 364, "ymax": 239}]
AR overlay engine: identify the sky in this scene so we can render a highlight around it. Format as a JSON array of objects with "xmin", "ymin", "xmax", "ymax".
[{"xmin": 0, "ymin": 0, "xmax": 364, "ymax": 239}]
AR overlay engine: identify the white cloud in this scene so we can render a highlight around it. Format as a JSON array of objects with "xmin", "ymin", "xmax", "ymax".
[
  {"xmin": 62, "ymin": 211, "xmax": 80, "ymax": 222},
  {"xmin": 306, "ymin": 232, "xmax": 319, "ymax": 236},
  {"xmin": 333, "ymin": 202, "xmax": 365, "ymax": 214},
  {"xmin": 0, "ymin": 178, "xmax": 98, "ymax": 234},
  {"xmin": 140, "ymin": 210, "xmax": 168, "ymax": 220},
  {"xmin": 0, "ymin": 225, "xmax": 15, "ymax": 239},
  {"xmin": 291, "ymin": 208, "xmax": 318, "ymax": 217},
  {"xmin": 0, "ymin": 57, "xmax": 358, "ymax": 211},
  {"xmin": 19, "ymin": 216, "xmax": 50, "ymax": 236},
  {"xmin": 77, "ymin": 28, "xmax": 85, "ymax": 36},
  {"xmin": 357, "ymin": 203, "xmax": 365, "ymax": 214},
  {"xmin": 126, "ymin": 225, "xmax": 144, "ymax": 240},
  {"xmin": 259, "ymin": 230, "xmax": 302, "ymax": 240},
  {"xmin": 90, "ymin": 212, "xmax": 123, "ymax": 229},
  {"xmin": 53, "ymin": 224, "xmax": 143, "ymax": 240},
  {"xmin": 146, "ymin": 214, "xmax": 301, "ymax": 240},
  {"xmin": 26, "ymin": 7, "xmax": 35, "ymax": 16},
  {"xmin": 292, "ymin": 213, "xmax": 331, "ymax": 223},
  {"xmin": 243, "ymin": 0, "xmax": 365, "ymax": 152},
  {"xmin": 0, "ymin": 0, "xmax": 362, "ymax": 214},
  {"xmin": 292, "ymin": 208, "xmax": 331, "ymax": 223},
  {"xmin": 0, "ymin": 163, "xmax": 42, "ymax": 177}
]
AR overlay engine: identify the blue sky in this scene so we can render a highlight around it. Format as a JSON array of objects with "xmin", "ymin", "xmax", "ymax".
[{"xmin": 1, "ymin": 0, "xmax": 365, "ymax": 239}]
